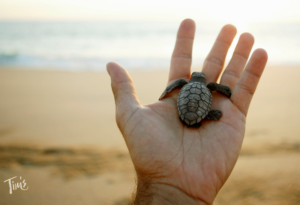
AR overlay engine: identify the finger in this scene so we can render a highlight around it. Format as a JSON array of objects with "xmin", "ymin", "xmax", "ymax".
[
  {"xmin": 202, "ymin": 24, "xmax": 237, "ymax": 83},
  {"xmin": 106, "ymin": 62, "xmax": 141, "ymax": 131},
  {"xmin": 231, "ymin": 49, "xmax": 268, "ymax": 116},
  {"xmin": 169, "ymin": 19, "xmax": 196, "ymax": 85},
  {"xmin": 220, "ymin": 33, "xmax": 255, "ymax": 89}
]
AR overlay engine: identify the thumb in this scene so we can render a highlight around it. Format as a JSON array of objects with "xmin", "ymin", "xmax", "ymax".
[{"xmin": 106, "ymin": 62, "xmax": 141, "ymax": 132}]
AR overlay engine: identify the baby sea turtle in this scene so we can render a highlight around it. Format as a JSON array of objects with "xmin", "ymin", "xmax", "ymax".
[{"xmin": 159, "ymin": 72, "xmax": 232, "ymax": 128}]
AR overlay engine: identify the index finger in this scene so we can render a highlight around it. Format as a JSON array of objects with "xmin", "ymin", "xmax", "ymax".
[{"xmin": 168, "ymin": 19, "xmax": 196, "ymax": 85}]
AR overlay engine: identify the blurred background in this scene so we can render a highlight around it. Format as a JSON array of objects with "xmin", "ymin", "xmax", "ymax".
[
  {"xmin": 2, "ymin": 0, "xmax": 300, "ymax": 71},
  {"xmin": 0, "ymin": 0, "xmax": 300, "ymax": 204}
]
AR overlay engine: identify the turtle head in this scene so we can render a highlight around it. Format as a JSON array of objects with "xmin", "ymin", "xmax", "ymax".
[{"xmin": 190, "ymin": 72, "xmax": 206, "ymax": 84}]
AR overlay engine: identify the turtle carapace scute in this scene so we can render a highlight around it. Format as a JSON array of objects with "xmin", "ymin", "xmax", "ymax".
[{"xmin": 159, "ymin": 72, "xmax": 232, "ymax": 128}]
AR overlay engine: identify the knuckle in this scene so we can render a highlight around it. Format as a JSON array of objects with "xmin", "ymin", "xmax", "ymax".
[
  {"xmin": 237, "ymin": 83, "xmax": 254, "ymax": 95},
  {"xmin": 224, "ymin": 69, "xmax": 240, "ymax": 80},
  {"xmin": 205, "ymin": 56, "xmax": 224, "ymax": 67}
]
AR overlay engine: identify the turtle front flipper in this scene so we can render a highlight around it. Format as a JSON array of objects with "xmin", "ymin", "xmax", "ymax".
[
  {"xmin": 159, "ymin": 79, "xmax": 188, "ymax": 100},
  {"xmin": 205, "ymin": 110, "xmax": 222, "ymax": 120},
  {"xmin": 207, "ymin": 82, "xmax": 232, "ymax": 97}
]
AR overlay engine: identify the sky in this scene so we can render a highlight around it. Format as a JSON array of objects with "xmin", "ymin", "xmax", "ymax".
[{"xmin": 0, "ymin": 0, "xmax": 299, "ymax": 23}]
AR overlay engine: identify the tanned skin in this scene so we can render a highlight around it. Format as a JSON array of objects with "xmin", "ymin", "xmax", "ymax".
[{"xmin": 107, "ymin": 19, "xmax": 268, "ymax": 204}]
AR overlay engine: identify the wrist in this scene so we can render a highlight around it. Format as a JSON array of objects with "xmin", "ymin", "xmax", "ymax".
[{"xmin": 133, "ymin": 178, "xmax": 209, "ymax": 205}]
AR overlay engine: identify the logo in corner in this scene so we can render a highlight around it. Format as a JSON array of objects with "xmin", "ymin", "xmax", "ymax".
[{"xmin": 4, "ymin": 176, "xmax": 29, "ymax": 194}]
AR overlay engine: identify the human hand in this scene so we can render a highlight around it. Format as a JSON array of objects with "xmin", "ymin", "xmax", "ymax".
[{"xmin": 107, "ymin": 19, "xmax": 268, "ymax": 205}]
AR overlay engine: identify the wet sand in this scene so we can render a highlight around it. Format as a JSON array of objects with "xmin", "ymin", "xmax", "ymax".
[{"xmin": 0, "ymin": 67, "xmax": 299, "ymax": 204}]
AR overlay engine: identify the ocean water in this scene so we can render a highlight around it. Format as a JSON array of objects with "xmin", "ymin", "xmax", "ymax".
[{"xmin": 0, "ymin": 21, "xmax": 300, "ymax": 71}]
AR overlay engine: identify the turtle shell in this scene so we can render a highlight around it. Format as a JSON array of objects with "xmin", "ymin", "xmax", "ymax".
[{"xmin": 177, "ymin": 82, "xmax": 212, "ymax": 126}]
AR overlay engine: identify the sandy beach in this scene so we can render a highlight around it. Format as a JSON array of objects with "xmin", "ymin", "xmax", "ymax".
[{"xmin": 0, "ymin": 66, "xmax": 300, "ymax": 205}]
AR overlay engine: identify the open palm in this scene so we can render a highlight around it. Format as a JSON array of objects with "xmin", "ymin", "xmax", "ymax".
[{"xmin": 107, "ymin": 19, "xmax": 268, "ymax": 205}]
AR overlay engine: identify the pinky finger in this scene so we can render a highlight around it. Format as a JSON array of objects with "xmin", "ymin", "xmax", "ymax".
[{"xmin": 230, "ymin": 49, "xmax": 268, "ymax": 116}]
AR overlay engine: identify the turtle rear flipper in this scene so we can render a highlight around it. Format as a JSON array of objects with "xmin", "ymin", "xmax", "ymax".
[
  {"xmin": 159, "ymin": 79, "xmax": 188, "ymax": 100},
  {"xmin": 205, "ymin": 110, "xmax": 222, "ymax": 120},
  {"xmin": 207, "ymin": 82, "xmax": 232, "ymax": 97}
]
